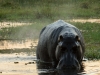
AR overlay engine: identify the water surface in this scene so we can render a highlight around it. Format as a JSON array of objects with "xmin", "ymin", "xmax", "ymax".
[{"xmin": 0, "ymin": 40, "xmax": 99, "ymax": 75}]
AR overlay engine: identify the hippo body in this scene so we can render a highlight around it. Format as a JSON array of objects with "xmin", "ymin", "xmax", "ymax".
[{"xmin": 36, "ymin": 20, "xmax": 85, "ymax": 70}]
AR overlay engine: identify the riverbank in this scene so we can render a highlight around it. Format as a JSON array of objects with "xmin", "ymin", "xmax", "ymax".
[{"xmin": 0, "ymin": 19, "xmax": 100, "ymax": 29}]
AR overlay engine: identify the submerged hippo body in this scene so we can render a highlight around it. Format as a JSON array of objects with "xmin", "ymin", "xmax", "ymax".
[{"xmin": 36, "ymin": 20, "xmax": 85, "ymax": 70}]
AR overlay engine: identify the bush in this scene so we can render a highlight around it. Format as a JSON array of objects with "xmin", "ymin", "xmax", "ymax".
[{"xmin": 80, "ymin": 2, "xmax": 90, "ymax": 9}]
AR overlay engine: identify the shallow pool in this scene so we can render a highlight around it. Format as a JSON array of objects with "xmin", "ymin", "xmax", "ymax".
[{"xmin": 0, "ymin": 52, "xmax": 99, "ymax": 75}]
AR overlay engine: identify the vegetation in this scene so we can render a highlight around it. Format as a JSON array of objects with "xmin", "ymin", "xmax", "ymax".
[
  {"xmin": 0, "ymin": 0, "xmax": 100, "ymax": 21},
  {"xmin": 0, "ymin": 0, "xmax": 100, "ymax": 59}
]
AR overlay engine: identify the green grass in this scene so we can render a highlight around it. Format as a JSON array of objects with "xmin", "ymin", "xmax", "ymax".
[{"xmin": 0, "ymin": 0, "xmax": 100, "ymax": 21}]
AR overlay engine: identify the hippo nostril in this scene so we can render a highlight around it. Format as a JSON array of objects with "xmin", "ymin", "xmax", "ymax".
[
  {"xmin": 71, "ymin": 65, "xmax": 76, "ymax": 69},
  {"xmin": 62, "ymin": 65, "xmax": 76, "ymax": 69}
]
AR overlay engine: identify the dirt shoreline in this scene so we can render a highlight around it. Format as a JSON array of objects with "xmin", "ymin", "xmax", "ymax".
[
  {"xmin": 0, "ymin": 22, "xmax": 32, "ymax": 29},
  {"xmin": 0, "ymin": 19, "xmax": 100, "ymax": 28},
  {"xmin": 68, "ymin": 19, "xmax": 100, "ymax": 23}
]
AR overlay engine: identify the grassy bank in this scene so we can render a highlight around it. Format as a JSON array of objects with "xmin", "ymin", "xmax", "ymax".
[
  {"xmin": 0, "ymin": 22, "xmax": 100, "ymax": 59},
  {"xmin": 0, "ymin": 0, "xmax": 100, "ymax": 21}
]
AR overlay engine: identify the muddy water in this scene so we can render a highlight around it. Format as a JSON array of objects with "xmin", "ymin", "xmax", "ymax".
[
  {"xmin": 0, "ymin": 40, "xmax": 99, "ymax": 75},
  {"xmin": 0, "ymin": 53, "xmax": 100, "ymax": 75},
  {"xmin": 0, "ymin": 39, "xmax": 99, "ymax": 75}
]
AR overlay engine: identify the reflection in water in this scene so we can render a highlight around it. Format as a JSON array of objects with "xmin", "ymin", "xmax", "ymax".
[
  {"xmin": 37, "ymin": 69, "xmax": 85, "ymax": 75},
  {"xmin": 36, "ymin": 60, "xmax": 100, "ymax": 75},
  {"xmin": 36, "ymin": 61, "xmax": 85, "ymax": 75},
  {"xmin": 57, "ymin": 70, "xmax": 80, "ymax": 75},
  {"xmin": 0, "ymin": 52, "xmax": 99, "ymax": 74}
]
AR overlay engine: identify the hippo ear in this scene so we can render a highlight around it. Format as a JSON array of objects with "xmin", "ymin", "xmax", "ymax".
[
  {"xmin": 58, "ymin": 35, "xmax": 63, "ymax": 42},
  {"xmin": 75, "ymin": 35, "xmax": 80, "ymax": 41}
]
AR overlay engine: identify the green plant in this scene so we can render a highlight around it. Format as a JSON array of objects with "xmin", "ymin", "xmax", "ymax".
[{"xmin": 80, "ymin": 2, "xmax": 90, "ymax": 9}]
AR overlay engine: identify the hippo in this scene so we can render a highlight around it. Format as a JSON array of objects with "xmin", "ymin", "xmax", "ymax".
[{"xmin": 36, "ymin": 20, "xmax": 85, "ymax": 70}]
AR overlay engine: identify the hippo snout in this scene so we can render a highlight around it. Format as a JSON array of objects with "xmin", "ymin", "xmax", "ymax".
[
  {"xmin": 56, "ymin": 54, "xmax": 80, "ymax": 70},
  {"xmin": 57, "ymin": 62, "xmax": 79, "ymax": 70}
]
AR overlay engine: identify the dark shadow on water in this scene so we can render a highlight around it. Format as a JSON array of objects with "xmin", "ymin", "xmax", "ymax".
[
  {"xmin": 37, "ymin": 69, "xmax": 85, "ymax": 75},
  {"xmin": 36, "ymin": 61, "xmax": 86, "ymax": 75}
]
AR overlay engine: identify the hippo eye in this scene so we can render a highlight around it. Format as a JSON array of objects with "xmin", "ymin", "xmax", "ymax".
[
  {"xmin": 73, "ymin": 46, "xmax": 77, "ymax": 50},
  {"xmin": 72, "ymin": 46, "xmax": 77, "ymax": 53},
  {"xmin": 61, "ymin": 47, "xmax": 66, "ymax": 53}
]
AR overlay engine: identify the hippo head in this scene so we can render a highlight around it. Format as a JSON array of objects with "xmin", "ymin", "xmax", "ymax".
[{"xmin": 55, "ymin": 33, "xmax": 83, "ymax": 70}]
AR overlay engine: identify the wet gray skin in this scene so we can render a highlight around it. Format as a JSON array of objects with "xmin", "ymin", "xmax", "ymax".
[{"xmin": 36, "ymin": 20, "xmax": 85, "ymax": 70}]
